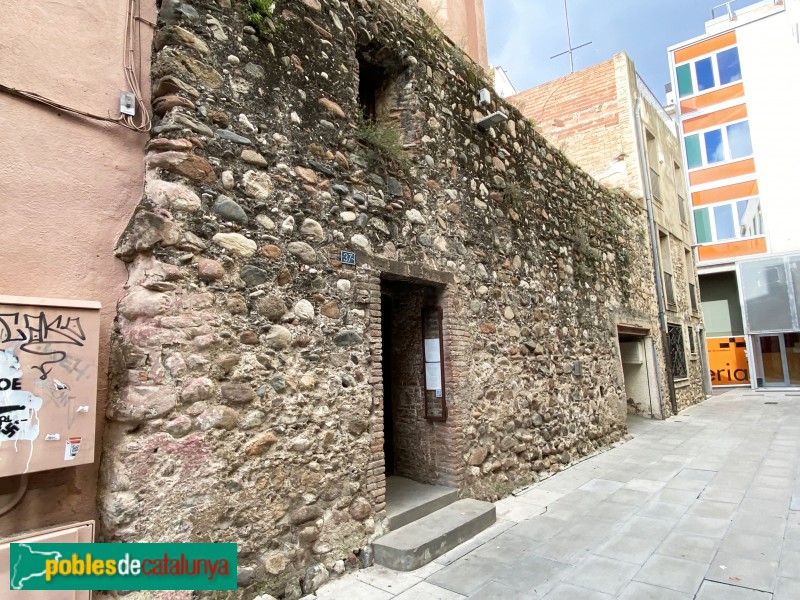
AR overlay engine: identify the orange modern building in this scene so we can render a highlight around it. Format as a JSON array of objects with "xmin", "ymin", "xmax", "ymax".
[{"xmin": 668, "ymin": 0, "xmax": 800, "ymax": 388}]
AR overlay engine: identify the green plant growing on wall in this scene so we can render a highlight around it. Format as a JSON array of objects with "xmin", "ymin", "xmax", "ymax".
[
  {"xmin": 355, "ymin": 116, "xmax": 410, "ymax": 170},
  {"xmin": 244, "ymin": 0, "xmax": 277, "ymax": 38}
]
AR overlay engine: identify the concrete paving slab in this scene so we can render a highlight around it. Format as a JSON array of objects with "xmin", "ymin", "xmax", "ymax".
[
  {"xmin": 777, "ymin": 549, "xmax": 800, "ymax": 580},
  {"xmin": 695, "ymin": 579, "xmax": 773, "ymax": 599},
  {"xmin": 536, "ymin": 474, "xmax": 593, "ymax": 494},
  {"xmin": 593, "ymin": 532, "xmax": 662, "ymax": 564},
  {"xmin": 718, "ymin": 532, "xmax": 782, "ymax": 563},
  {"xmin": 738, "ymin": 497, "xmax": 788, "ymax": 518},
  {"xmin": 566, "ymin": 555, "xmax": 640, "ymax": 595},
  {"xmin": 606, "ymin": 488, "xmax": 653, "ymax": 506},
  {"xmin": 589, "ymin": 499, "xmax": 639, "ymax": 522},
  {"xmin": 393, "ymin": 581, "xmax": 466, "ymax": 600},
  {"xmin": 542, "ymin": 582, "xmax": 613, "ymax": 599},
  {"xmin": 578, "ymin": 479, "xmax": 625, "ymax": 495},
  {"xmin": 636, "ymin": 501, "xmax": 689, "ymax": 522},
  {"xmin": 434, "ymin": 519, "xmax": 515, "ymax": 566},
  {"xmin": 355, "ymin": 565, "xmax": 422, "ymax": 595},
  {"xmin": 625, "ymin": 478, "xmax": 667, "ymax": 493},
  {"xmin": 706, "ymin": 552, "xmax": 779, "ymax": 592},
  {"xmin": 601, "ymin": 469, "xmax": 643, "ymax": 483},
  {"xmin": 315, "ymin": 578, "xmax": 393, "ymax": 600},
  {"xmin": 511, "ymin": 516, "xmax": 569, "ymax": 541},
  {"xmin": 699, "ymin": 487, "xmax": 747, "ymax": 504},
  {"xmin": 499, "ymin": 554, "xmax": 571, "ymax": 595},
  {"xmin": 633, "ymin": 554, "xmax": 708, "ymax": 595},
  {"xmin": 686, "ymin": 499, "xmax": 740, "ymax": 520},
  {"xmin": 407, "ymin": 560, "xmax": 445, "ymax": 579},
  {"xmin": 656, "ymin": 532, "xmax": 720, "ymax": 563},
  {"xmin": 775, "ymin": 577, "xmax": 800, "ymax": 600},
  {"xmin": 653, "ymin": 487, "xmax": 701, "ymax": 506},
  {"xmin": 494, "ymin": 497, "xmax": 547, "ymax": 522},
  {"xmin": 614, "ymin": 515, "xmax": 674, "ymax": 542},
  {"xmin": 673, "ymin": 514, "xmax": 731, "ymax": 539},
  {"xmin": 728, "ymin": 514, "xmax": 786, "ymax": 538},
  {"xmin": 617, "ymin": 581, "xmax": 692, "ymax": 600},
  {"xmin": 466, "ymin": 580, "xmax": 529, "ymax": 600},
  {"xmin": 426, "ymin": 554, "xmax": 507, "ymax": 596},
  {"xmin": 515, "ymin": 488, "xmax": 563, "ymax": 506},
  {"xmin": 747, "ymin": 486, "xmax": 794, "ymax": 502},
  {"xmin": 470, "ymin": 531, "xmax": 540, "ymax": 563}
]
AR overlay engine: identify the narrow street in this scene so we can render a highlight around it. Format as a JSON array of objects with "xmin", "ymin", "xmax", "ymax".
[{"xmin": 316, "ymin": 389, "xmax": 800, "ymax": 599}]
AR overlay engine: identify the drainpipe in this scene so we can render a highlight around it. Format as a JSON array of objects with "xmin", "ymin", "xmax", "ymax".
[{"xmin": 633, "ymin": 97, "xmax": 678, "ymax": 416}]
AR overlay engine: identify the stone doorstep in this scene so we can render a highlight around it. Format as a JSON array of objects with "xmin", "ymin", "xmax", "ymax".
[
  {"xmin": 385, "ymin": 476, "xmax": 460, "ymax": 530},
  {"xmin": 373, "ymin": 498, "xmax": 497, "ymax": 572}
]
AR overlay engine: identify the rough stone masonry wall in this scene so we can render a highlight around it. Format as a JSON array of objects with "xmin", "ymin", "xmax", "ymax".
[{"xmin": 99, "ymin": 0, "xmax": 659, "ymax": 597}]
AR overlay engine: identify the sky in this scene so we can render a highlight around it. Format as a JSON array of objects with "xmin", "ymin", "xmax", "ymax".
[{"xmin": 486, "ymin": 0, "xmax": 764, "ymax": 103}]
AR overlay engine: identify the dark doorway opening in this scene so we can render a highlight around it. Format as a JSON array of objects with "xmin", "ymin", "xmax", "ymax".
[
  {"xmin": 380, "ymin": 279, "xmax": 447, "ymax": 484},
  {"xmin": 358, "ymin": 57, "xmax": 387, "ymax": 121},
  {"xmin": 381, "ymin": 293, "xmax": 395, "ymax": 477}
]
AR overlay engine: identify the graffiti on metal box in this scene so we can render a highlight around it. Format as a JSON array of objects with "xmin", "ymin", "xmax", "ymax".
[{"xmin": 0, "ymin": 297, "xmax": 100, "ymax": 476}]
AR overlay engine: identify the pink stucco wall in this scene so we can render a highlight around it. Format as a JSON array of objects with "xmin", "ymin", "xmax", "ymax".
[
  {"xmin": 418, "ymin": 0, "xmax": 488, "ymax": 68},
  {"xmin": 0, "ymin": 0, "xmax": 155, "ymax": 536}
]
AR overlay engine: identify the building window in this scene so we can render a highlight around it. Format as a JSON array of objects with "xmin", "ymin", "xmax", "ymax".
[
  {"xmin": 693, "ymin": 197, "xmax": 763, "ymax": 244},
  {"xmin": 685, "ymin": 248, "xmax": 699, "ymax": 312},
  {"xmin": 660, "ymin": 232, "xmax": 676, "ymax": 307},
  {"xmin": 676, "ymin": 46, "xmax": 742, "ymax": 98},
  {"xmin": 645, "ymin": 130, "xmax": 661, "ymax": 203},
  {"xmin": 684, "ymin": 120, "xmax": 753, "ymax": 169},
  {"xmin": 668, "ymin": 323, "xmax": 688, "ymax": 379},
  {"xmin": 687, "ymin": 325, "xmax": 696, "ymax": 355}
]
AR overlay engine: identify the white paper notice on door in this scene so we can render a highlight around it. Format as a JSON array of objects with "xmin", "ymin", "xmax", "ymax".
[
  {"xmin": 425, "ymin": 362, "xmax": 442, "ymax": 391},
  {"xmin": 424, "ymin": 338, "xmax": 440, "ymax": 362}
]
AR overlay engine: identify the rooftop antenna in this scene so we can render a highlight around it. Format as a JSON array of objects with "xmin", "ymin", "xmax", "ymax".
[{"xmin": 550, "ymin": 0, "xmax": 592, "ymax": 73}]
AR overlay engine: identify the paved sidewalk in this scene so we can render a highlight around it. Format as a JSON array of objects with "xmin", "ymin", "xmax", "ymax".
[{"xmin": 314, "ymin": 389, "xmax": 800, "ymax": 599}]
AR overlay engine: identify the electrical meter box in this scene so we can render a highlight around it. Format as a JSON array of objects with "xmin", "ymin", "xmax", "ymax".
[{"xmin": 0, "ymin": 296, "xmax": 101, "ymax": 476}]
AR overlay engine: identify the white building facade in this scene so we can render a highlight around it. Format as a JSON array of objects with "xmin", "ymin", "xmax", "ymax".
[{"xmin": 668, "ymin": 0, "xmax": 800, "ymax": 388}]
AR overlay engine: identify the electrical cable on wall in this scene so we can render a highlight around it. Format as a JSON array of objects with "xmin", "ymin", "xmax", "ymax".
[{"xmin": 0, "ymin": 0, "xmax": 150, "ymax": 132}]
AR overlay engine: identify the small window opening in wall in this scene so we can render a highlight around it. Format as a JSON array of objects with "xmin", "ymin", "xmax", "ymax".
[
  {"xmin": 357, "ymin": 47, "xmax": 404, "ymax": 122},
  {"xmin": 358, "ymin": 57, "xmax": 387, "ymax": 121}
]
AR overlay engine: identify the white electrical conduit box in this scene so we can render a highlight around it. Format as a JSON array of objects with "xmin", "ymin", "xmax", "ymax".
[{"xmin": 0, "ymin": 296, "xmax": 101, "ymax": 476}]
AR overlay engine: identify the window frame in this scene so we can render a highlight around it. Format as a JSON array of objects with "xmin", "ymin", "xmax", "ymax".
[
  {"xmin": 421, "ymin": 305, "xmax": 447, "ymax": 422},
  {"xmin": 667, "ymin": 323, "xmax": 689, "ymax": 381},
  {"xmin": 684, "ymin": 119, "xmax": 753, "ymax": 171},
  {"xmin": 675, "ymin": 45, "xmax": 742, "ymax": 100},
  {"xmin": 692, "ymin": 195, "xmax": 764, "ymax": 246}
]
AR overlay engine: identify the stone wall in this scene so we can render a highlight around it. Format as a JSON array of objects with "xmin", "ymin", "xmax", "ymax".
[
  {"xmin": 99, "ymin": 0, "xmax": 660, "ymax": 597},
  {"xmin": 509, "ymin": 52, "xmax": 707, "ymax": 418}
]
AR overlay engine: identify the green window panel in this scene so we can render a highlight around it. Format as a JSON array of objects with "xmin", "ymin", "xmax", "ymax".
[
  {"xmin": 677, "ymin": 63, "xmax": 694, "ymax": 98},
  {"xmin": 694, "ymin": 207, "xmax": 712, "ymax": 244},
  {"xmin": 685, "ymin": 134, "xmax": 702, "ymax": 169}
]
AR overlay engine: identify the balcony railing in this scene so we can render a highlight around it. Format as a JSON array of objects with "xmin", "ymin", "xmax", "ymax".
[
  {"xmin": 712, "ymin": 0, "xmax": 781, "ymax": 20},
  {"xmin": 664, "ymin": 272, "xmax": 676, "ymax": 307},
  {"xmin": 689, "ymin": 282, "xmax": 698, "ymax": 312}
]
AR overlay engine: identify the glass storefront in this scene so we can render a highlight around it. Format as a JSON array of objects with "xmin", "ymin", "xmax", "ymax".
[{"xmin": 739, "ymin": 254, "xmax": 800, "ymax": 388}]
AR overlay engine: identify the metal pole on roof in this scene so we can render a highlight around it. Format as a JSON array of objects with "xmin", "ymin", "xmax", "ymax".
[{"xmin": 550, "ymin": 0, "xmax": 592, "ymax": 74}]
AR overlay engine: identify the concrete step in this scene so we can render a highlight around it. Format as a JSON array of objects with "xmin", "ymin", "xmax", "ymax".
[
  {"xmin": 373, "ymin": 498, "xmax": 496, "ymax": 571},
  {"xmin": 385, "ymin": 476, "xmax": 459, "ymax": 530}
]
